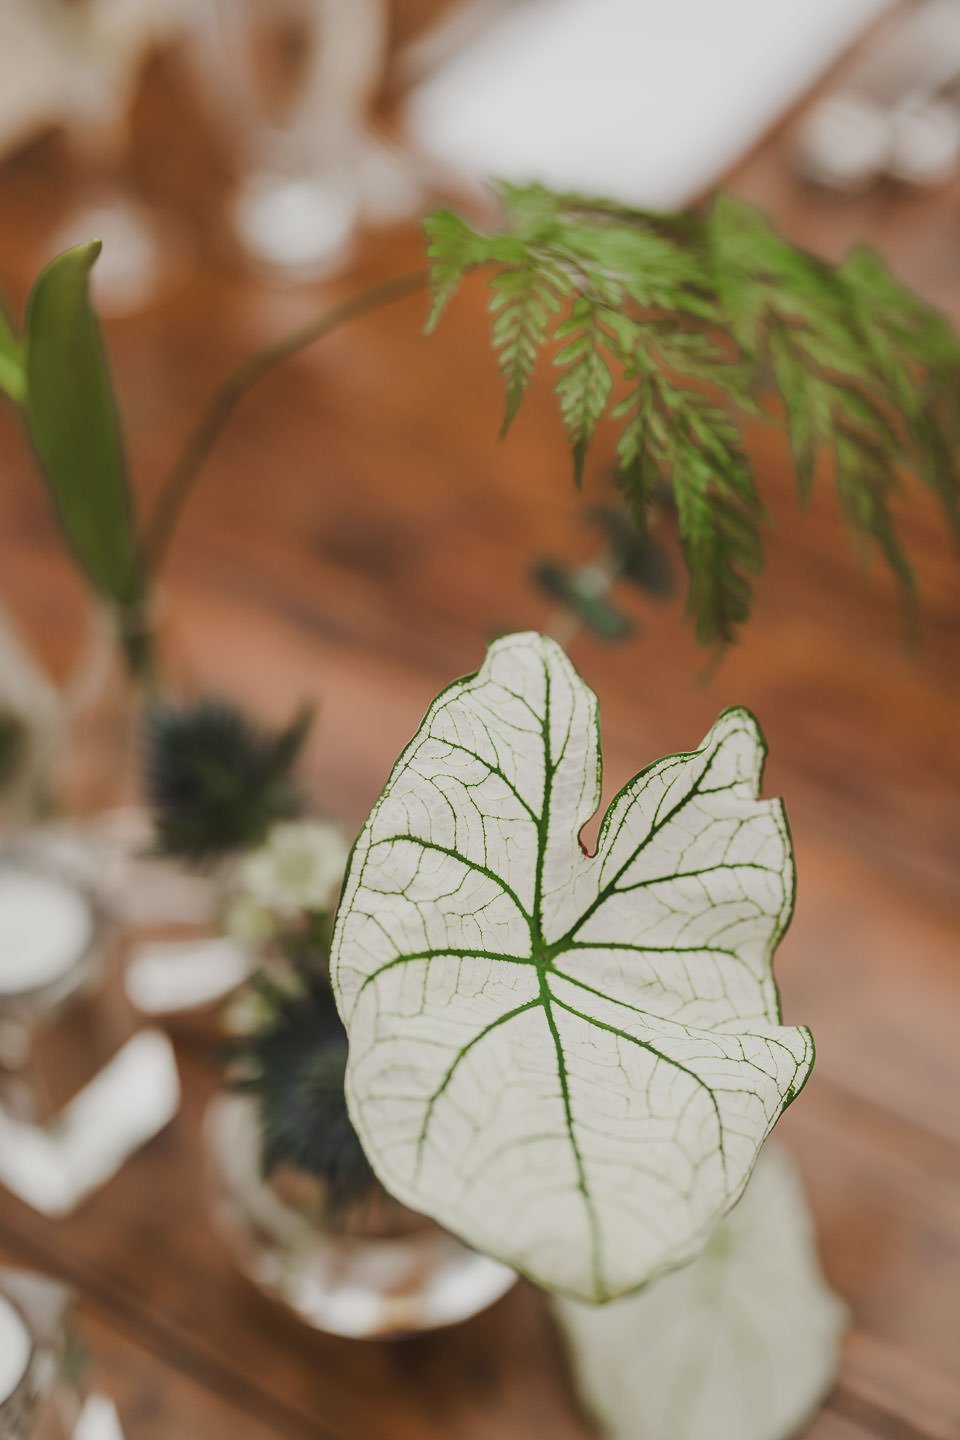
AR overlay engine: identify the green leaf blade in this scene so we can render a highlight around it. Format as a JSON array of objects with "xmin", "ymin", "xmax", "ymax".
[
  {"xmin": 331, "ymin": 633, "xmax": 812, "ymax": 1303},
  {"xmin": 0, "ymin": 304, "xmax": 25, "ymax": 404},
  {"xmin": 24, "ymin": 241, "xmax": 142, "ymax": 608}
]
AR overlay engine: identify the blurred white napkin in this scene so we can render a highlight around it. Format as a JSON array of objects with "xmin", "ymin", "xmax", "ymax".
[
  {"xmin": 75, "ymin": 1396, "xmax": 125, "ymax": 1440},
  {"xmin": 407, "ymin": 0, "xmax": 892, "ymax": 207},
  {"xmin": 125, "ymin": 936, "xmax": 253, "ymax": 1016},
  {"xmin": 0, "ymin": 1030, "xmax": 179, "ymax": 1217}
]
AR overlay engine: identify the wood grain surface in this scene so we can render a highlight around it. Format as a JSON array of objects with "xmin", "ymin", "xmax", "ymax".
[{"xmin": 0, "ymin": 17, "xmax": 958, "ymax": 1438}]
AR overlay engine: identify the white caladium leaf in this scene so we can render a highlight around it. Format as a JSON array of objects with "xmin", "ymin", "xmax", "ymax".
[
  {"xmin": 555, "ymin": 1144, "xmax": 847, "ymax": 1440},
  {"xmin": 331, "ymin": 632, "xmax": 813, "ymax": 1302}
]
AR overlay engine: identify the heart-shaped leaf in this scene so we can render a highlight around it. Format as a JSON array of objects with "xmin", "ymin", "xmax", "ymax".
[
  {"xmin": 555, "ymin": 1144, "xmax": 846, "ymax": 1440},
  {"xmin": 332, "ymin": 633, "xmax": 813, "ymax": 1302}
]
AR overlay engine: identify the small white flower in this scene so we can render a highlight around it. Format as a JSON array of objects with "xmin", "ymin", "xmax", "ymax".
[
  {"xmin": 223, "ymin": 892, "xmax": 275, "ymax": 946},
  {"xmin": 238, "ymin": 820, "xmax": 350, "ymax": 919}
]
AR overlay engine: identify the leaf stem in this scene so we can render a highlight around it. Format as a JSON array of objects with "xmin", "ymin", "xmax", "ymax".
[{"xmin": 143, "ymin": 269, "xmax": 430, "ymax": 573}]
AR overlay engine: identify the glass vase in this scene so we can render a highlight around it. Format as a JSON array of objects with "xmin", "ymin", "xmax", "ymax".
[
  {"xmin": 40, "ymin": 0, "xmax": 188, "ymax": 316},
  {"xmin": 56, "ymin": 597, "xmax": 254, "ymax": 1037},
  {"xmin": 205, "ymin": 1093, "xmax": 516, "ymax": 1338},
  {"xmin": 0, "ymin": 1268, "xmax": 125, "ymax": 1439},
  {"xmin": 188, "ymin": 0, "xmax": 404, "ymax": 280},
  {"xmin": 56, "ymin": 599, "xmax": 158, "ymax": 821},
  {"xmin": 0, "ymin": 837, "xmax": 179, "ymax": 1218},
  {"xmin": 0, "ymin": 1269, "xmax": 87, "ymax": 1440}
]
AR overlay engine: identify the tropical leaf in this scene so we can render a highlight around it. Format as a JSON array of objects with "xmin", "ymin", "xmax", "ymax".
[
  {"xmin": 556, "ymin": 1144, "xmax": 846, "ymax": 1440},
  {"xmin": 23, "ymin": 241, "xmax": 143, "ymax": 608},
  {"xmin": 331, "ymin": 633, "xmax": 813, "ymax": 1303}
]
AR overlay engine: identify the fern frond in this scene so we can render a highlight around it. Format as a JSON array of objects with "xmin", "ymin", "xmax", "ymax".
[
  {"xmin": 651, "ymin": 378, "xmax": 761, "ymax": 647},
  {"xmin": 553, "ymin": 298, "xmax": 614, "ymax": 481},
  {"xmin": 422, "ymin": 210, "xmax": 518, "ymax": 332},
  {"xmin": 490, "ymin": 260, "xmax": 569, "ymax": 434},
  {"xmin": 422, "ymin": 182, "xmax": 960, "ymax": 646},
  {"xmin": 841, "ymin": 246, "xmax": 960, "ymax": 537}
]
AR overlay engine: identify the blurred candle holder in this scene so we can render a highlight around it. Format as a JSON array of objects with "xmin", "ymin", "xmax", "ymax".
[
  {"xmin": 58, "ymin": 588, "xmax": 197, "ymax": 821},
  {"xmin": 33, "ymin": 0, "xmax": 190, "ymax": 314},
  {"xmin": 189, "ymin": 0, "xmax": 420, "ymax": 281},
  {"xmin": 0, "ymin": 1268, "xmax": 124, "ymax": 1439},
  {"xmin": 0, "ymin": 838, "xmax": 179, "ymax": 1218},
  {"xmin": 58, "ymin": 603, "xmax": 153, "ymax": 823},
  {"xmin": 205, "ymin": 1092, "xmax": 516, "ymax": 1339}
]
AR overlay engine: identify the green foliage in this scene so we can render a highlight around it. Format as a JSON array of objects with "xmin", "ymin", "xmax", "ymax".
[
  {"xmin": 330, "ymin": 634, "xmax": 812, "ymax": 1300},
  {"xmin": 144, "ymin": 699, "xmax": 310, "ymax": 862},
  {"xmin": 491, "ymin": 258, "xmax": 570, "ymax": 435},
  {"xmin": 21, "ymin": 242, "xmax": 144, "ymax": 610},
  {"xmin": 533, "ymin": 559, "xmax": 633, "ymax": 639},
  {"xmin": 0, "ymin": 304, "xmax": 24, "ymax": 404},
  {"xmin": 424, "ymin": 184, "xmax": 960, "ymax": 645},
  {"xmin": 233, "ymin": 973, "xmax": 374, "ymax": 1208},
  {"xmin": 709, "ymin": 198, "xmax": 917, "ymax": 609},
  {"xmin": 0, "ymin": 713, "xmax": 25, "ymax": 791}
]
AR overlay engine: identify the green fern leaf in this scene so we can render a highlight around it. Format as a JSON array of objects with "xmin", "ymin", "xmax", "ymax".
[
  {"xmin": 421, "ymin": 210, "xmax": 523, "ymax": 333},
  {"xmin": 553, "ymin": 298, "xmax": 614, "ymax": 482},
  {"xmin": 841, "ymin": 246, "xmax": 960, "ymax": 537},
  {"xmin": 833, "ymin": 430, "xmax": 914, "ymax": 600},
  {"xmin": 490, "ymin": 260, "xmax": 569, "ymax": 434},
  {"xmin": 422, "ymin": 182, "xmax": 960, "ymax": 646}
]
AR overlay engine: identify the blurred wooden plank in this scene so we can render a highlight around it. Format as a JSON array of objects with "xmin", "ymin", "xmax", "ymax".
[
  {"xmin": 841, "ymin": 1334, "xmax": 960, "ymax": 1440},
  {"xmin": 0, "ymin": 1245, "xmax": 286, "ymax": 1440},
  {"xmin": 807, "ymin": 1416, "xmax": 885, "ymax": 1440},
  {"xmin": 82, "ymin": 1315, "xmax": 290, "ymax": 1440}
]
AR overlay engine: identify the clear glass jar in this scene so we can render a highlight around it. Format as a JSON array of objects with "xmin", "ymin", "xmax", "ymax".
[
  {"xmin": 0, "ymin": 844, "xmax": 108, "ymax": 1127},
  {"xmin": 205, "ymin": 1093, "xmax": 516, "ymax": 1339},
  {"xmin": 58, "ymin": 600, "xmax": 160, "ymax": 821},
  {"xmin": 0, "ymin": 839, "xmax": 180, "ymax": 1218},
  {"xmin": 0, "ymin": 1269, "xmax": 87, "ymax": 1440},
  {"xmin": 38, "ymin": 0, "xmax": 188, "ymax": 317},
  {"xmin": 188, "ymin": 0, "xmax": 403, "ymax": 280}
]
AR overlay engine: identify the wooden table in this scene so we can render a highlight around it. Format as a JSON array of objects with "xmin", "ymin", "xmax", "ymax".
[{"xmin": 0, "ymin": 28, "xmax": 959, "ymax": 1440}]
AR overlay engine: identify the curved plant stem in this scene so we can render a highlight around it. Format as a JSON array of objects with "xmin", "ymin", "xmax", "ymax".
[{"xmin": 144, "ymin": 269, "xmax": 430, "ymax": 573}]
